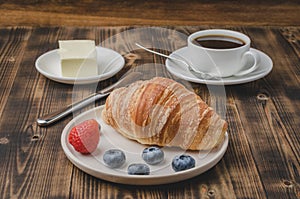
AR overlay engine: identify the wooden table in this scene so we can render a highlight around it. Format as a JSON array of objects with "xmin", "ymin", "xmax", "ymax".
[
  {"xmin": 1, "ymin": 0, "xmax": 300, "ymax": 27},
  {"xmin": 1, "ymin": 0, "xmax": 300, "ymax": 198},
  {"xmin": 0, "ymin": 25, "xmax": 299, "ymax": 199}
]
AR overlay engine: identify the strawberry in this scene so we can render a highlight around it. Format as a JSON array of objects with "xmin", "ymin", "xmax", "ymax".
[{"xmin": 68, "ymin": 119, "xmax": 100, "ymax": 154}]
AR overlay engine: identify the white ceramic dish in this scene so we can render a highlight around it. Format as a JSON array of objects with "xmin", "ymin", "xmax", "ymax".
[
  {"xmin": 165, "ymin": 47, "xmax": 273, "ymax": 85},
  {"xmin": 35, "ymin": 47, "xmax": 125, "ymax": 84},
  {"xmin": 61, "ymin": 105, "xmax": 229, "ymax": 185}
]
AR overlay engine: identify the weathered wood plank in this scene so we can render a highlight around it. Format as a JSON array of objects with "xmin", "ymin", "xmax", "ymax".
[
  {"xmin": 227, "ymin": 27, "xmax": 300, "ymax": 198},
  {"xmin": 0, "ymin": 27, "xmax": 31, "ymax": 120},
  {"xmin": 0, "ymin": 1, "xmax": 300, "ymax": 26}
]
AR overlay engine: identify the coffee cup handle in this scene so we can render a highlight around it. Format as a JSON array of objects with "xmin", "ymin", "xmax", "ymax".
[{"xmin": 234, "ymin": 51, "xmax": 260, "ymax": 76}]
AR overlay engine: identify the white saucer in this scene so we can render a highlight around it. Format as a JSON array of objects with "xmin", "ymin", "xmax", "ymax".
[
  {"xmin": 165, "ymin": 47, "xmax": 273, "ymax": 85},
  {"xmin": 61, "ymin": 105, "xmax": 228, "ymax": 185},
  {"xmin": 35, "ymin": 46, "xmax": 125, "ymax": 84}
]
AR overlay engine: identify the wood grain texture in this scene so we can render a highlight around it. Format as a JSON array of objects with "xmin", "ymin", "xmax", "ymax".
[
  {"xmin": 0, "ymin": 26, "xmax": 299, "ymax": 198},
  {"xmin": 0, "ymin": 0, "xmax": 300, "ymax": 27}
]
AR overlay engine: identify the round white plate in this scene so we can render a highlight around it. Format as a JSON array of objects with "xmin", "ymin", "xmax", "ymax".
[
  {"xmin": 165, "ymin": 47, "xmax": 273, "ymax": 85},
  {"xmin": 35, "ymin": 46, "xmax": 125, "ymax": 84},
  {"xmin": 61, "ymin": 105, "xmax": 228, "ymax": 185}
]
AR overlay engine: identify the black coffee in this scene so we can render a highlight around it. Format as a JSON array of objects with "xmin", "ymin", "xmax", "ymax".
[{"xmin": 192, "ymin": 35, "xmax": 245, "ymax": 49}]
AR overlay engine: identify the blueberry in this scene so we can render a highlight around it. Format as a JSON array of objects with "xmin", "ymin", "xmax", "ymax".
[
  {"xmin": 172, "ymin": 154, "xmax": 195, "ymax": 172},
  {"xmin": 103, "ymin": 149, "xmax": 126, "ymax": 168},
  {"xmin": 142, "ymin": 146, "xmax": 164, "ymax": 165},
  {"xmin": 127, "ymin": 163, "xmax": 150, "ymax": 175}
]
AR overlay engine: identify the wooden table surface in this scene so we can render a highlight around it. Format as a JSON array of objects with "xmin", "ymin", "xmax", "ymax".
[
  {"xmin": 1, "ymin": 1, "xmax": 300, "ymax": 199},
  {"xmin": 1, "ymin": 0, "xmax": 300, "ymax": 27}
]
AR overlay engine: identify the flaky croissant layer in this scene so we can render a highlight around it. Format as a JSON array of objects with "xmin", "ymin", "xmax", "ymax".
[{"xmin": 102, "ymin": 77, "xmax": 227, "ymax": 150}]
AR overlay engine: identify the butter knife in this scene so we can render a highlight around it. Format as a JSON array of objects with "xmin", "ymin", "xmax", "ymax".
[{"xmin": 37, "ymin": 72, "xmax": 142, "ymax": 126}]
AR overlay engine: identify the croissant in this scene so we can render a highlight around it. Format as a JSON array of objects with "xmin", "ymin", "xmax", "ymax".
[{"xmin": 102, "ymin": 77, "xmax": 227, "ymax": 150}]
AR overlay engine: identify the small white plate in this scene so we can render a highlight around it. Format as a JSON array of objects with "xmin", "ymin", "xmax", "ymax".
[
  {"xmin": 61, "ymin": 105, "xmax": 228, "ymax": 185},
  {"xmin": 35, "ymin": 47, "xmax": 125, "ymax": 84},
  {"xmin": 165, "ymin": 47, "xmax": 273, "ymax": 85}
]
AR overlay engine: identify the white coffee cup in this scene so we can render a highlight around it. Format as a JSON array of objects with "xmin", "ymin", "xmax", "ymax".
[{"xmin": 187, "ymin": 29, "xmax": 260, "ymax": 77}]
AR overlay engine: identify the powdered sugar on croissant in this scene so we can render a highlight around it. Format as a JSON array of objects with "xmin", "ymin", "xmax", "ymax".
[{"xmin": 102, "ymin": 77, "xmax": 227, "ymax": 150}]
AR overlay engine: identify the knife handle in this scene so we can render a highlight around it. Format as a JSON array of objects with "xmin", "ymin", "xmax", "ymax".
[{"xmin": 36, "ymin": 92, "xmax": 109, "ymax": 126}]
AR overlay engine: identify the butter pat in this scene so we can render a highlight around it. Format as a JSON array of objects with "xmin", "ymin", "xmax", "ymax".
[{"xmin": 58, "ymin": 40, "xmax": 98, "ymax": 77}]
